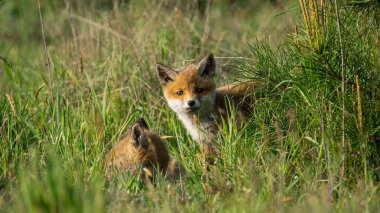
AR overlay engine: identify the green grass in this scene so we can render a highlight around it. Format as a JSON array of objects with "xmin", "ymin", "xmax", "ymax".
[{"xmin": 1, "ymin": 0, "xmax": 380, "ymax": 212}]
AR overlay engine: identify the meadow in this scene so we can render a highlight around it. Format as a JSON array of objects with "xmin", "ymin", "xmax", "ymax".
[{"xmin": 1, "ymin": 0, "xmax": 380, "ymax": 212}]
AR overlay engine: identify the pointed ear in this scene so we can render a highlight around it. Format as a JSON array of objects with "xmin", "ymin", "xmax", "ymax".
[
  {"xmin": 197, "ymin": 53, "xmax": 216, "ymax": 78},
  {"xmin": 156, "ymin": 64, "xmax": 177, "ymax": 86},
  {"xmin": 131, "ymin": 123, "xmax": 148, "ymax": 149},
  {"xmin": 135, "ymin": 117, "xmax": 149, "ymax": 130}
]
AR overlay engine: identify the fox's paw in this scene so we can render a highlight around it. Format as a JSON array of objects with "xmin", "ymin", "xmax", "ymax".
[{"xmin": 201, "ymin": 143, "xmax": 220, "ymax": 166}]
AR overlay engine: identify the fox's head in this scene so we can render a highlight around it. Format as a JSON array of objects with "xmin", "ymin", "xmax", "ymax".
[
  {"xmin": 156, "ymin": 54, "xmax": 217, "ymax": 115},
  {"xmin": 129, "ymin": 118, "xmax": 170, "ymax": 169},
  {"xmin": 106, "ymin": 118, "xmax": 170, "ymax": 179}
]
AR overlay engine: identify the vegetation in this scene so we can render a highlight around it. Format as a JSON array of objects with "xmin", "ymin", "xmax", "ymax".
[{"xmin": 1, "ymin": 0, "xmax": 379, "ymax": 212}]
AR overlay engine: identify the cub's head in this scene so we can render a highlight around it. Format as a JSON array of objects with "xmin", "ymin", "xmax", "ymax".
[
  {"xmin": 106, "ymin": 118, "xmax": 170, "ymax": 179},
  {"xmin": 156, "ymin": 54, "xmax": 217, "ymax": 114},
  {"xmin": 129, "ymin": 118, "xmax": 170, "ymax": 169}
]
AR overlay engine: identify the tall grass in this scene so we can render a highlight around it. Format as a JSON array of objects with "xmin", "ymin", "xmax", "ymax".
[
  {"xmin": 240, "ymin": 0, "xmax": 380, "ymax": 198},
  {"xmin": 1, "ymin": 0, "xmax": 379, "ymax": 212}
]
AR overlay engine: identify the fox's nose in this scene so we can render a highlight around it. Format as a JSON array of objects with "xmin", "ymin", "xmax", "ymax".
[{"xmin": 188, "ymin": 100, "xmax": 195, "ymax": 107}]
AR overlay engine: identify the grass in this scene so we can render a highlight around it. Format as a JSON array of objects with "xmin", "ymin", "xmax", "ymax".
[{"xmin": 1, "ymin": 0, "xmax": 380, "ymax": 212}]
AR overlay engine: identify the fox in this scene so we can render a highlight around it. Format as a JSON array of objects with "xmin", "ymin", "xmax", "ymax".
[
  {"xmin": 156, "ymin": 53, "xmax": 255, "ymax": 162},
  {"xmin": 106, "ymin": 118, "xmax": 185, "ymax": 182}
]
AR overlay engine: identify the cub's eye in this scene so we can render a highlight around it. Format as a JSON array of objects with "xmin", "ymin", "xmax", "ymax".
[
  {"xmin": 176, "ymin": 90, "xmax": 183, "ymax": 96},
  {"xmin": 195, "ymin": 88, "xmax": 204, "ymax": 93}
]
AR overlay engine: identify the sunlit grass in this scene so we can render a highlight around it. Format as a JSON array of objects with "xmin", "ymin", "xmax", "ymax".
[{"xmin": 1, "ymin": 0, "xmax": 379, "ymax": 212}]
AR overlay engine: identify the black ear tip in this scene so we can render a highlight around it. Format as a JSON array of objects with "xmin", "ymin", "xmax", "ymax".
[
  {"xmin": 156, "ymin": 63, "xmax": 169, "ymax": 72},
  {"xmin": 156, "ymin": 64, "xmax": 163, "ymax": 72},
  {"xmin": 206, "ymin": 53, "xmax": 215, "ymax": 62},
  {"xmin": 205, "ymin": 53, "xmax": 216, "ymax": 66},
  {"xmin": 135, "ymin": 117, "xmax": 149, "ymax": 129},
  {"xmin": 156, "ymin": 64, "xmax": 165, "ymax": 73}
]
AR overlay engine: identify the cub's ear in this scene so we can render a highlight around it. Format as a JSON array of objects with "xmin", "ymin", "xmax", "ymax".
[
  {"xmin": 131, "ymin": 122, "xmax": 148, "ymax": 149},
  {"xmin": 197, "ymin": 53, "xmax": 216, "ymax": 78},
  {"xmin": 156, "ymin": 64, "xmax": 177, "ymax": 86},
  {"xmin": 135, "ymin": 117, "xmax": 149, "ymax": 130}
]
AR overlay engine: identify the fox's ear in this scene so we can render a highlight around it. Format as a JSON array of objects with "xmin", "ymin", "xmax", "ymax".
[
  {"xmin": 156, "ymin": 64, "xmax": 176, "ymax": 86},
  {"xmin": 131, "ymin": 123, "xmax": 148, "ymax": 149},
  {"xmin": 197, "ymin": 53, "xmax": 215, "ymax": 78},
  {"xmin": 135, "ymin": 117, "xmax": 149, "ymax": 130}
]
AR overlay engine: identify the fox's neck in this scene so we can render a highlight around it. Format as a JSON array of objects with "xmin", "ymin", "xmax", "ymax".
[{"xmin": 175, "ymin": 93, "xmax": 217, "ymax": 142}]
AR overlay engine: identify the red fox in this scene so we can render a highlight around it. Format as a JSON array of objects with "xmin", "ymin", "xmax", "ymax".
[
  {"xmin": 156, "ymin": 54, "xmax": 254, "ymax": 162},
  {"xmin": 106, "ymin": 118, "xmax": 185, "ymax": 181}
]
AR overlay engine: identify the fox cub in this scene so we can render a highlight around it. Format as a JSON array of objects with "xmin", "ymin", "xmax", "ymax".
[
  {"xmin": 106, "ymin": 118, "xmax": 185, "ymax": 181},
  {"xmin": 156, "ymin": 54, "xmax": 254, "ymax": 160}
]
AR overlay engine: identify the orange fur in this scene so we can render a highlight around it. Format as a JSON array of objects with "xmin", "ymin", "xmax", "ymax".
[
  {"xmin": 157, "ymin": 54, "xmax": 255, "ymax": 164},
  {"xmin": 106, "ymin": 118, "xmax": 185, "ymax": 181},
  {"xmin": 106, "ymin": 130, "xmax": 169, "ymax": 171},
  {"xmin": 163, "ymin": 64, "xmax": 216, "ymax": 101}
]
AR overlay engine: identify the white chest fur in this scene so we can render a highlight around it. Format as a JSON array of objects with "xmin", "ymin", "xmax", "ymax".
[
  {"xmin": 166, "ymin": 96, "xmax": 218, "ymax": 143},
  {"xmin": 176, "ymin": 112, "xmax": 201, "ymax": 141},
  {"xmin": 176, "ymin": 112, "xmax": 219, "ymax": 144}
]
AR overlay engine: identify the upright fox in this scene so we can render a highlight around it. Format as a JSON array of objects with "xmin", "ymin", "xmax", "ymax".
[
  {"xmin": 106, "ymin": 118, "xmax": 185, "ymax": 181},
  {"xmin": 156, "ymin": 54, "xmax": 254, "ymax": 160}
]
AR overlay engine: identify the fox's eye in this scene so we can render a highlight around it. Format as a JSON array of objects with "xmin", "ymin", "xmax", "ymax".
[
  {"xmin": 196, "ymin": 88, "xmax": 204, "ymax": 93},
  {"xmin": 176, "ymin": 90, "xmax": 183, "ymax": 96}
]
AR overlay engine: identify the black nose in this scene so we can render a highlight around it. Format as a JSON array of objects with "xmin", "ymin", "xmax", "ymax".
[{"xmin": 188, "ymin": 100, "xmax": 195, "ymax": 107}]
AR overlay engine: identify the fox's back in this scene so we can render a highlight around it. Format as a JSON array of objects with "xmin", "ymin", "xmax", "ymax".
[
  {"xmin": 107, "ymin": 133, "xmax": 169, "ymax": 169},
  {"xmin": 214, "ymin": 82, "xmax": 256, "ymax": 123}
]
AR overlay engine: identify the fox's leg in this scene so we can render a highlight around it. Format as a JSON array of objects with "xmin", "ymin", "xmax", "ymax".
[
  {"xmin": 166, "ymin": 158, "xmax": 186, "ymax": 181},
  {"xmin": 200, "ymin": 140, "xmax": 220, "ymax": 165},
  {"xmin": 140, "ymin": 162, "xmax": 155, "ymax": 183}
]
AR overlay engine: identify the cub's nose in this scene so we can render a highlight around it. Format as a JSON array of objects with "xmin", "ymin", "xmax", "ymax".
[{"xmin": 188, "ymin": 100, "xmax": 195, "ymax": 107}]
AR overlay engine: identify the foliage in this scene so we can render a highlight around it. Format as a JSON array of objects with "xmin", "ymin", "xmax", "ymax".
[{"xmin": 0, "ymin": 0, "xmax": 379, "ymax": 212}]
